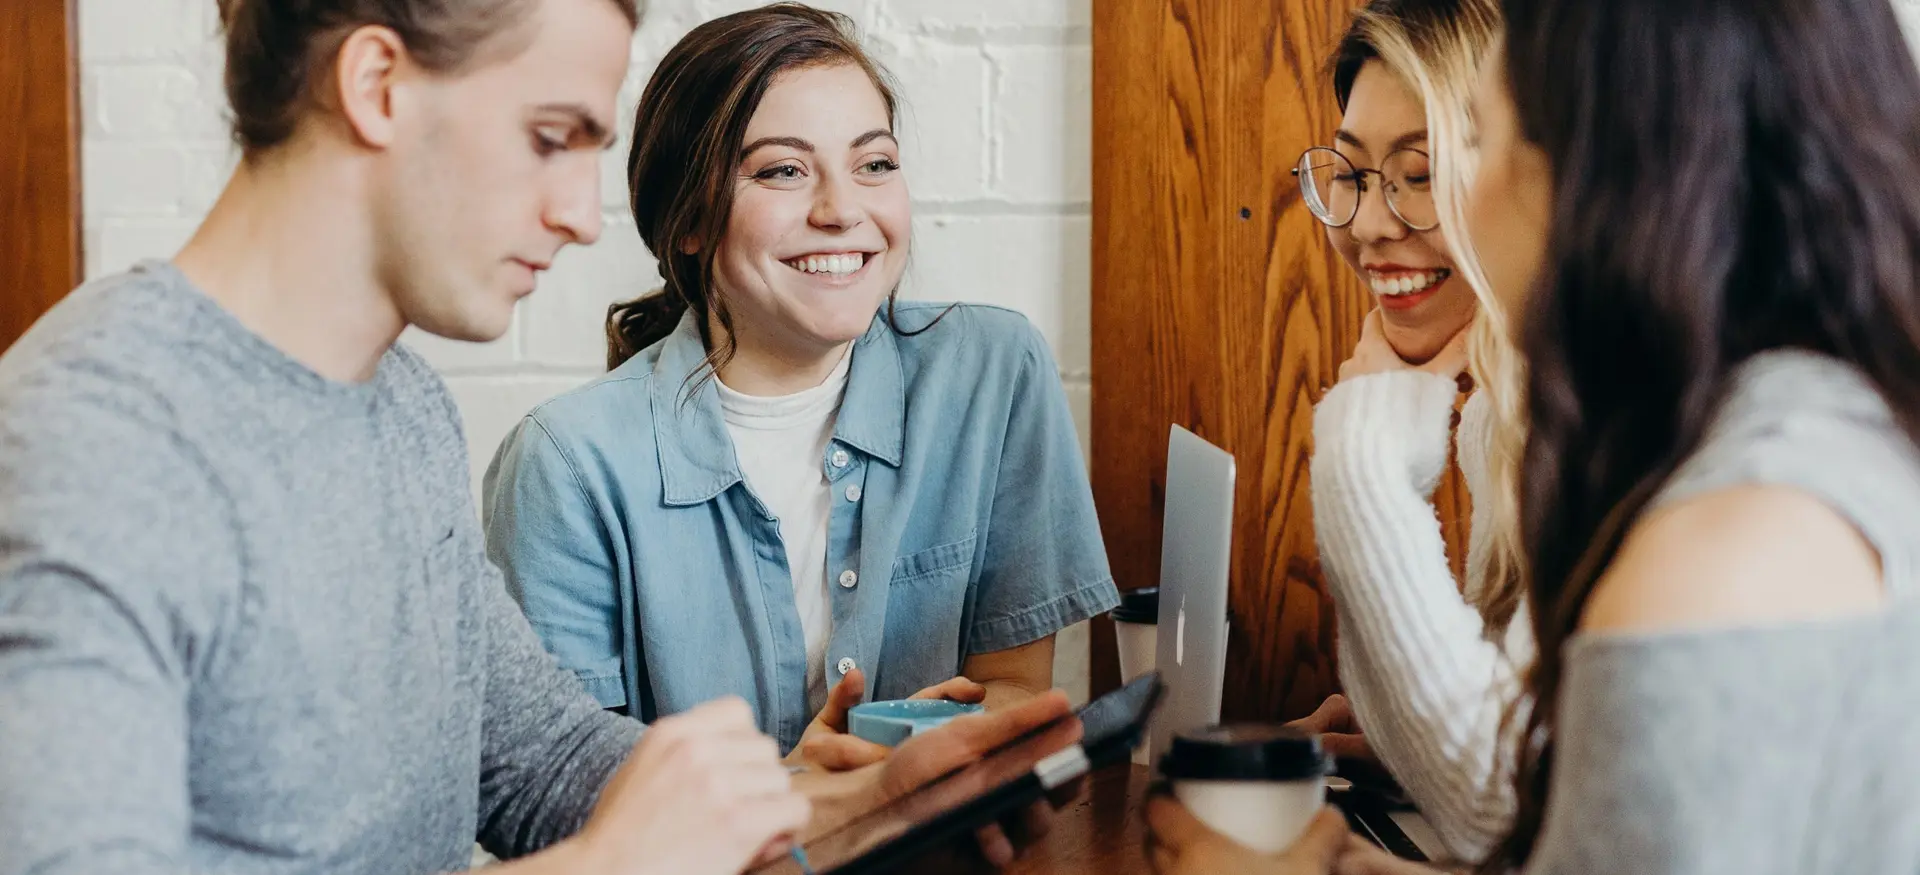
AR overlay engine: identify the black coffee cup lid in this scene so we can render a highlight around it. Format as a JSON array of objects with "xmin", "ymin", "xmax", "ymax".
[
  {"xmin": 1111, "ymin": 587, "xmax": 1159, "ymax": 624},
  {"xmin": 1159, "ymin": 724, "xmax": 1333, "ymax": 782}
]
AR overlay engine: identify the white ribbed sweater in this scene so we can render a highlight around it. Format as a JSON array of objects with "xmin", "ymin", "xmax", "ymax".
[{"xmin": 1310, "ymin": 371, "xmax": 1534, "ymax": 863}]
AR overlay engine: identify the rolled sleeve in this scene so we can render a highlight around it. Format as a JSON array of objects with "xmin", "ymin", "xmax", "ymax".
[
  {"xmin": 971, "ymin": 576, "xmax": 1121, "ymax": 654},
  {"xmin": 482, "ymin": 415, "xmax": 629, "ymax": 709},
  {"xmin": 969, "ymin": 326, "xmax": 1120, "ymax": 655}
]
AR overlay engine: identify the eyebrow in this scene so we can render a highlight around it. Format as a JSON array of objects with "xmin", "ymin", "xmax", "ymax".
[
  {"xmin": 740, "ymin": 129, "xmax": 899, "ymax": 160},
  {"xmin": 851, "ymin": 128, "xmax": 897, "ymax": 149},
  {"xmin": 534, "ymin": 103, "xmax": 615, "ymax": 149},
  {"xmin": 1333, "ymin": 127, "xmax": 1429, "ymax": 153},
  {"xmin": 741, "ymin": 136, "xmax": 815, "ymax": 159}
]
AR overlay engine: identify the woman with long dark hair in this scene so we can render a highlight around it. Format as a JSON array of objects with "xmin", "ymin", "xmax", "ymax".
[
  {"xmin": 1470, "ymin": 0, "xmax": 1920, "ymax": 870},
  {"xmin": 1149, "ymin": 0, "xmax": 1920, "ymax": 872}
]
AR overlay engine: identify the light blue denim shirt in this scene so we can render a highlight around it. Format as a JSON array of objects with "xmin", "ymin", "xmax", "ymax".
[{"xmin": 481, "ymin": 302, "xmax": 1118, "ymax": 750}]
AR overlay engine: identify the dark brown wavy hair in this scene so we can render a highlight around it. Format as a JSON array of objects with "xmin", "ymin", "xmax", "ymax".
[
  {"xmin": 1489, "ymin": 0, "xmax": 1920, "ymax": 868},
  {"xmin": 608, "ymin": 3, "xmax": 938, "ymax": 376},
  {"xmin": 216, "ymin": 0, "xmax": 640, "ymax": 156}
]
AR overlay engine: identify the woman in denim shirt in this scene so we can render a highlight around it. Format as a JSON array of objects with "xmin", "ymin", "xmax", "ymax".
[{"xmin": 481, "ymin": 4, "xmax": 1118, "ymax": 761}]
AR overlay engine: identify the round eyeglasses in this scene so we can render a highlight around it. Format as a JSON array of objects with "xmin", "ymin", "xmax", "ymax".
[{"xmin": 1291, "ymin": 146, "xmax": 1438, "ymax": 231}]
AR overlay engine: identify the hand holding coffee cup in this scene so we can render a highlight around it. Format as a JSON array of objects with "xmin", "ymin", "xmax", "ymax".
[
  {"xmin": 789, "ymin": 669, "xmax": 987, "ymax": 771},
  {"xmin": 1159, "ymin": 725, "xmax": 1335, "ymax": 854},
  {"xmin": 1146, "ymin": 797, "xmax": 1350, "ymax": 875}
]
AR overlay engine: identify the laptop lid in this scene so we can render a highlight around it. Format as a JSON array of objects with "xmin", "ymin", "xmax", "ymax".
[{"xmin": 1148, "ymin": 425, "xmax": 1236, "ymax": 765}]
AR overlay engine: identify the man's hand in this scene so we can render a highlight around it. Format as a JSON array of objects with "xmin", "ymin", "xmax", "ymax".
[
  {"xmin": 788, "ymin": 669, "xmax": 989, "ymax": 772},
  {"xmin": 798, "ymin": 690, "xmax": 1080, "ymax": 868},
  {"xmin": 1145, "ymin": 796, "xmax": 1350, "ymax": 875},
  {"xmin": 574, "ymin": 698, "xmax": 810, "ymax": 875},
  {"xmin": 886, "ymin": 691, "xmax": 1077, "ymax": 867}
]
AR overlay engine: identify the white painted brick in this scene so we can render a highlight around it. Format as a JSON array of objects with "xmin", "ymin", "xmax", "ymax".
[
  {"xmin": 902, "ymin": 214, "xmax": 1090, "ymax": 373},
  {"xmin": 628, "ymin": 4, "xmax": 710, "ymax": 68},
  {"xmin": 695, "ymin": 0, "xmax": 876, "ymax": 30},
  {"xmin": 90, "ymin": 63, "xmax": 229, "ymax": 141},
  {"xmin": 989, "ymin": 46, "xmax": 1090, "ymax": 204},
  {"xmin": 600, "ymin": 72, "xmax": 649, "ymax": 212},
  {"xmin": 883, "ymin": 0, "xmax": 1088, "ymax": 34},
  {"xmin": 628, "ymin": 0, "xmax": 876, "ymax": 75},
  {"xmin": 181, "ymin": 147, "xmax": 240, "ymax": 213},
  {"xmin": 87, "ymin": 220, "xmax": 199, "ymax": 280},
  {"xmin": 443, "ymin": 375, "xmax": 598, "ymax": 499},
  {"xmin": 1064, "ymin": 381, "xmax": 1091, "ymax": 464},
  {"xmin": 80, "ymin": 0, "xmax": 217, "ymax": 61},
  {"xmin": 600, "ymin": 146, "xmax": 634, "ymax": 216},
  {"xmin": 83, "ymin": 142, "xmax": 235, "ymax": 218},
  {"xmin": 872, "ymin": 37, "xmax": 991, "ymax": 202},
  {"xmin": 403, "ymin": 315, "xmax": 521, "ymax": 374},
  {"xmin": 521, "ymin": 222, "xmax": 661, "ymax": 368}
]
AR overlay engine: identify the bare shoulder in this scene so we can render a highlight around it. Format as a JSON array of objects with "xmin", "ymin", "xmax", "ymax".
[{"xmin": 1579, "ymin": 485, "xmax": 1885, "ymax": 635}]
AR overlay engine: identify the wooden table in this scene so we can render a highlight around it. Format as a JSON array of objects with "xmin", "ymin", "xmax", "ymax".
[
  {"xmin": 897, "ymin": 763, "xmax": 1446, "ymax": 875},
  {"xmin": 1003, "ymin": 763, "xmax": 1154, "ymax": 875}
]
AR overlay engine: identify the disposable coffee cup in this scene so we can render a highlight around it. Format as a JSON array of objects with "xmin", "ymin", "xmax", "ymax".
[
  {"xmin": 1159, "ymin": 725, "xmax": 1333, "ymax": 854},
  {"xmin": 1110, "ymin": 588, "xmax": 1160, "ymax": 764},
  {"xmin": 1112, "ymin": 587, "xmax": 1237, "ymax": 682},
  {"xmin": 1112, "ymin": 587, "xmax": 1160, "ymax": 685},
  {"xmin": 1113, "ymin": 588, "xmax": 1239, "ymax": 765}
]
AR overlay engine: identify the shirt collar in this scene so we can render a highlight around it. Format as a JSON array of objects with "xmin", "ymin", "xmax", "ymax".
[
  {"xmin": 834, "ymin": 314, "xmax": 906, "ymax": 468},
  {"xmin": 650, "ymin": 309, "xmax": 906, "ymax": 506}
]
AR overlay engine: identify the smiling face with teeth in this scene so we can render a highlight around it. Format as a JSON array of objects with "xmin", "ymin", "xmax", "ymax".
[
  {"xmin": 697, "ymin": 62, "xmax": 909, "ymax": 390},
  {"xmin": 1327, "ymin": 60, "xmax": 1479, "ymax": 365}
]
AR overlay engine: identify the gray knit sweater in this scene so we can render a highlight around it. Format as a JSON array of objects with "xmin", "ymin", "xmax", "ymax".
[{"xmin": 0, "ymin": 261, "xmax": 642, "ymax": 875}]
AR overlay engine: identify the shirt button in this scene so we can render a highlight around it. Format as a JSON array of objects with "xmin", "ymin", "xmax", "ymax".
[
  {"xmin": 838, "ymin": 569, "xmax": 859, "ymax": 588},
  {"xmin": 838, "ymin": 657, "xmax": 857, "ymax": 675},
  {"xmin": 831, "ymin": 449, "xmax": 850, "ymax": 468},
  {"xmin": 845, "ymin": 484, "xmax": 863, "ymax": 502}
]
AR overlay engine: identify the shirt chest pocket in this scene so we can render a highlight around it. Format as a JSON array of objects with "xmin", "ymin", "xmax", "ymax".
[
  {"xmin": 890, "ymin": 533, "xmax": 977, "ymax": 588},
  {"xmin": 881, "ymin": 533, "xmax": 978, "ymax": 685}
]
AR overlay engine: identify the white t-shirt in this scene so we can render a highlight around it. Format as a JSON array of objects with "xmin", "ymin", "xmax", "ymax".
[{"xmin": 716, "ymin": 350, "xmax": 852, "ymax": 717}]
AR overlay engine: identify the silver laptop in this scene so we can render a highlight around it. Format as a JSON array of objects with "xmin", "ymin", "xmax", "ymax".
[{"xmin": 1147, "ymin": 425, "xmax": 1236, "ymax": 765}]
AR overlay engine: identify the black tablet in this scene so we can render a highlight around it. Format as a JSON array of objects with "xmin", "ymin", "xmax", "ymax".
[{"xmin": 753, "ymin": 672, "xmax": 1164, "ymax": 875}]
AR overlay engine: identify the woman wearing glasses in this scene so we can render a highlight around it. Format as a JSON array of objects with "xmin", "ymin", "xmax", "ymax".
[{"xmin": 1289, "ymin": 0, "xmax": 1530, "ymax": 864}]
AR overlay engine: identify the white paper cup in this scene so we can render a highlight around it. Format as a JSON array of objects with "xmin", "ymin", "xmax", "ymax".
[
  {"xmin": 1110, "ymin": 588, "xmax": 1161, "ymax": 765},
  {"xmin": 1116, "ymin": 619, "xmax": 1157, "ymax": 683},
  {"xmin": 1160, "ymin": 725, "xmax": 1334, "ymax": 853}
]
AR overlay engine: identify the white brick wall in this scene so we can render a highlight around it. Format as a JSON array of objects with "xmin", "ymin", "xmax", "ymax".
[{"xmin": 78, "ymin": 0, "xmax": 1095, "ymax": 703}]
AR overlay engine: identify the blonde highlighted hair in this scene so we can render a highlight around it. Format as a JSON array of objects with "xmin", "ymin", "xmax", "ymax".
[{"xmin": 1333, "ymin": 0, "xmax": 1527, "ymax": 637}]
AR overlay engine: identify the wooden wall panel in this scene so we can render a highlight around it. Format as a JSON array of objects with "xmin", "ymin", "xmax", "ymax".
[
  {"xmin": 0, "ymin": 0, "xmax": 82, "ymax": 353},
  {"xmin": 1086, "ymin": 0, "xmax": 1179, "ymax": 705},
  {"xmin": 1091, "ymin": 0, "xmax": 1473, "ymax": 722}
]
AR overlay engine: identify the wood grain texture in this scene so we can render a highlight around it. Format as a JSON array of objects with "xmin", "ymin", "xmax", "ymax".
[
  {"xmin": 1091, "ymin": 0, "xmax": 1474, "ymax": 721},
  {"xmin": 1087, "ymin": 0, "xmax": 1178, "ymax": 700},
  {"xmin": 0, "ymin": 0, "xmax": 81, "ymax": 353},
  {"xmin": 1001, "ymin": 764, "xmax": 1152, "ymax": 875}
]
